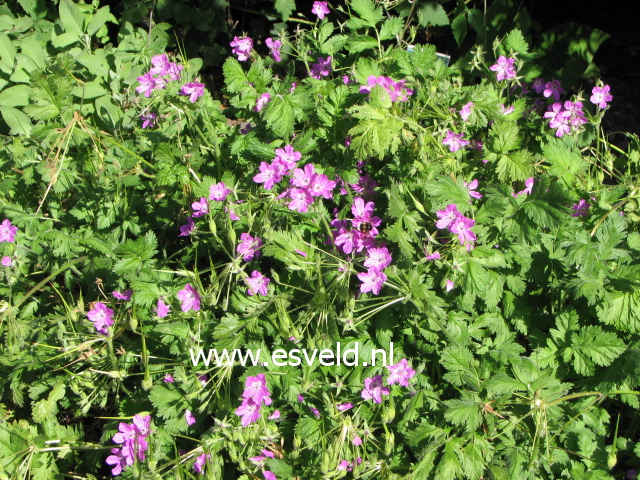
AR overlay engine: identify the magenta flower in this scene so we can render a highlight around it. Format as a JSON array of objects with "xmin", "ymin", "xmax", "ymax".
[
  {"xmin": 180, "ymin": 82, "xmax": 205, "ymax": 103},
  {"xmin": 531, "ymin": 77, "xmax": 545, "ymax": 94},
  {"xmin": 230, "ymin": 36, "xmax": 253, "ymax": 62},
  {"xmin": 442, "ymin": 130, "xmax": 469, "ymax": 152},
  {"xmin": 361, "ymin": 375, "xmax": 390, "ymax": 403},
  {"xmin": 311, "ymin": 56, "xmax": 332, "ymax": 79},
  {"xmin": 288, "ymin": 188, "xmax": 314, "ymax": 213},
  {"xmin": 209, "ymin": 182, "xmax": 232, "ymax": 201},
  {"xmin": 464, "ymin": 179, "xmax": 482, "ymax": 199},
  {"xmin": 237, "ymin": 233, "xmax": 263, "ymax": 261},
  {"xmin": 489, "ymin": 56, "xmax": 516, "ymax": 81},
  {"xmin": 425, "ymin": 252, "xmax": 441, "ymax": 260},
  {"xmin": 352, "ymin": 434, "xmax": 362, "ymax": 446},
  {"xmin": 236, "ymin": 397, "xmax": 261, "ymax": 425},
  {"xmin": 337, "ymin": 460, "xmax": 351, "ymax": 471},
  {"xmin": 274, "ymin": 145, "xmax": 301, "ymax": 172},
  {"xmin": 459, "ymin": 102, "xmax": 473, "ymax": 121},
  {"xmin": 269, "ymin": 410, "xmax": 281, "ymax": 420},
  {"xmin": 254, "ymin": 162, "xmax": 282, "ymax": 190},
  {"xmin": 292, "ymin": 163, "xmax": 315, "ymax": 189},
  {"xmin": 310, "ymin": 406, "xmax": 321, "ymax": 418},
  {"xmin": 105, "ymin": 448, "xmax": 128, "ymax": 476},
  {"xmin": 140, "ymin": 112, "xmax": 157, "ymax": 129},
  {"xmin": 364, "ymin": 246, "xmax": 392, "ymax": 270},
  {"xmin": 386, "ymin": 358, "xmax": 416, "ymax": 387},
  {"xmin": 156, "ymin": 299, "xmax": 170, "ymax": 318},
  {"xmin": 357, "ymin": 269, "xmax": 387, "ymax": 295},
  {"xmin": 185, "ymin": 409, "xmax": 196, "ymax": 426},
  {"xmin": 311, "ymin": 1, "xmax": 330, "ymax": 19},
  {"xmin": 337, "ymin": 402, "xmax": 353, "ymax": 412},
  {"xmin": 199, "ymin": 374, "xmax": 208, "ymax": 387},
  {"xmin": 136, "ymin": 72, "xmax": 156, "ymax": 97},
  {"xmin": 590, "ymin": 84, "xmax": 612, "ymax": 109},
  {"xmin": 166, "ymin": 62, "xmax": 183, "ymax": 81},
  {"xmin": 571, "ymin": 199, "xmax": 591, "ymax": 217},
  {"xmin": 359, "ymin": 75, "xmax": 413, "ymax": 102},
  {"xmin": 445, "ymin": 279, "xmax": 455, "ymax": 292},
  {"xmin": 435, "ymin": 204, "xmax": 460, "ymax": 230},
  {"xmin": 150, "ymin": 54, "xmax": 170, "ymax": 76},
  {"xmin": 450, "ymin": 214, "xmax": 477, "ymax": 250},
  {"xmin": 500, "ymin": 104, "xmax": 515, "ymax": 115},
  {"xmin": 255, "ymin": 92, "xmax": 271, "ymax": 112},
  {"xmin": 264, "ymin": 472, "xmax": 277, "ymax": 480},
  {"xmin": 0, "ymin": 219, "xmax": 18, "ymax": 242},
  {"xmin": 163, "ymin": 373, "xmax": 174, "ymax": 383},
  {"xmin": 245, "ymin": 270, "xmax": 270, "ymax": 296},
  {"xmin": 2, "ymin": 256, "xmax": 12, "ymax": 267},
  {"xmin": 111, "ymin": 415, "xmax": 151, "ymax": 465},
  {"xmin": 179, "ymin": 216, "xmax": 195, "ymax": 236},
  {"xmin": 193, "ymin": 453, "xmax": 211, "ymax": 474},
  {"xmin": 544, "ymin": 102, "xmax": 571, "ymax": 137},
  {"xmin": 543, "ymin": 80, "xmax": 564, "ymax": 101},
  {"xmin": 112, "ymin": 289, "xmax": 133, "ymax": 301},
  {"xmin": 191, "ymin": 197, "xmax": 209, "ymax": 218},
  {"xmin": 177, "ymin": 283, "xmax": 201, "ymax": 312},
  {"xmin": 265, "ymin": 38, "xmax": 282, "ymax": 62},
  {"xmin": 309, "ymin": 173, "xmax": 337, "ymax": 198},
  {"xmin": 243, "ymin": 373, "xmax": 272, "ymax": 405},
  {"xmin": 87, "ymin": 302, "xmax": 114, "ymax": 335}
]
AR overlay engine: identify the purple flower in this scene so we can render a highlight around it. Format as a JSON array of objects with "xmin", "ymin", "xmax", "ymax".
[
  {"xmin": 264, "ymin": 472, "xmax": 277, "ymax": 480},
  {"xmin": 571, "ymin": 199, "xmax": 591, "ymax": 217},
  {"xmin": 489, "ymin": 56, "xmax": 516, "ymax": 81},
  {"xmin": 450, "ymin": 214, "xmax": 477, "ymax": 250},
  {"xmin": 192, "ymin": 197, "xmax": 209, "ymax": 218},
  {"xmin": 163, "ymin": 373, "xmax": 174, "ymax": 383},
  {"xmin": 425, "ymin": 252, "xmax": 441, "ymax": 260},
  {"xmin": 0, "ymin": 219, "xmax": 18, "ymax": 242},
  {"xmin": 361, "ymin": 375, "xmax": 390, "ymax": 403},
  {"xmin": 310, "ymin": 406, "xmax": 321, "ymax": 418},
  {"xmin": 269, "ymin": 410, "xmax": 281, "ymax": 419},
  {"xmin": 193, "ymin": 453, "xmax": 211, "ymax": 474},
  {"xmin": 459, "ymin": 102, "xmax": 473, "ymax": 121},
  {"xmin": 255, "ymin": 92, "xmax": 271, "ymax": 112},
  {"xmin": 287, "ymin": 187, "xmax": 313, "ymax": 212},
  {"xmin": 177, "ymin": 283, "xmax": 201, "ymax": 312},
  {"xmin": 359, "ymin": 75, "xmax": 413, "ymax": 102},
  {"xmin": 297, "ymin": 394, "xmax": 305, "ymax": 402},
  {"xmin": 357, "ymin": 269, "xmax": 387, "ymax": 295},
  {"xmin": 442, "ymin": 130, "xmax": 469, "ymax": 152},
  {"xmin": 179, "ymin": 216, "xmax": 195, "ymax": 236},
  {"xmin": 627, "ymin": 469, "xmax": 638, "ymax": 480},
  {"xmin": 230, "ymin": 36, "xmax": 253, "ymax": 62},
  {"xmin": 140, "ymin": 112, "xmax": 157, "ymax": 129},
  {"xmin": 337, "ymin": 402, "xmax": 353, "ymax": 412},
  {"xmin": 500, "ymin": 104, "xmax": 515, "ymax": 115},
  {"xmin": 343, "ymin": 75, "xmax": 350, "ymax": 84},
  {"xmin": 156, "ymin": 299, "xmax": 170, "ymax": 318},
  {"xmin": 309, "ymin": 173, "xmax": 337, "ymax": 199},
  {"xmin": 292, "ymin": 163, "xmax": 316, "ymax": 189},
  {"xmin": 464, "ymin": 179, "xmax": 482, "ymax": 199},
  {"xmin": 435, "ymin": 204, "xmax": 460, "ymax": 230},
  {"xmin": 112, "ymin": 289, "xmax": 133, "ymax": 301},
  {"xmin": 185, "ymin": 409, "xmax": 196, "ymax": 426},
  {"xmin": 245, "ymin": 270, "xmax": 270, "ymax": 296},
  {"xmin": 236, "ymin": 397, "xmax": 261, "ymax": 425},
  {"xmin": 311, "ymin": 1, "xmax": 330, "ymax": 19},
  {"xmin": 254, "ymin": 162, "xmax": 282, "ymax": 190},
  {"xmin": 265, "ymin": 38, "xmax": 282, "ymax": 62},
  {"xmin": 445, "ymin": 279, "xmax": 455, "ymax": 292},
  {"xmin": 180, "ymin": 82, "xmax": 205, "ymax": 103},
  {"xmin": 364, "ymin": 246, "xmax": 392, "ymax": 270},
  {"xmin": 136, "ymin": 72, "xmax": 156, "ymax": 97},
  {"xmin": 274, "ymin": 145, "xmax": 302, "ymax": 172},
  {"xmin": 590, "ymin": 84, "xmax": 612, "ymax": 109},
  {"xmin": 105, "ymin": 448, "xmax": 128, "ymax": 476},
  {"xmin": 237, "ymin": 233, "xmax": 263, "ymax": 261},
  {"xmin": 311, "ymin": 56, "xmax": 332, "ymax": 79},
  {"xmin": 87, "ymin": 302, "xmax": 114, "ymax": 335},
  {"xmin": 166, "ymin": 62, "xmax": 183, "ymax": 81},
  {"xmin": 1, "ymin": 256, "xmax": 12, "ymax": 267},
  {"xmin": 150, "ymin": 54, "xmax": 170, "ymax": 76},
  {"xmin": 111, "ymin": 415, "xmax": 151, "ymax": 465},
  {"xmin": 352, "ymin": 434, "xmax": 362, "ymax": 446},
  {"xmin": 543, "ymin": 80, "xmax": 564, "ymax": 101},
  {"xmin": 531, "ymin": 78, "xmax": 545, "ymax": 94},
  {"xmin": 544, "ymin": 102, "xmax": 571, "ymax": 137},
  {"xmin": 199, "ymin": 374, "xmax": 208, "ymax": 387},
  {"xmin": 243, "ymin": 373, "xmax": 272, "ymax": 405},
  {"xmin": 386, "ymin": 358, "xmax": 416, "ymax": 387},
  {"xmin": 209, "ymin": 182, "xmax": 232, "ymax": 201}
]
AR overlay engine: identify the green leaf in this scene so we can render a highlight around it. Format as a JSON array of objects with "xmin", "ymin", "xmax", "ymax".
[
  {"xmin": 274, "ymin": 0, "xmax": 296, "ymax": 20},
  {"xmin": 495, "ymin": 150, "xmax": 533, "ymax": 182},
  {"xmin": 489, "ymin": 120, "xmax": 520, "ymax": 154},
  {"xmin": 349, "ymin": 0, "xmax": 384, "ymax": 28},
  {"xmin": 543, "ymin": 138, "xmax": 587, "ymax": 187},
  {"xmin": 0, "ymin": 85, "xmax": 30, "ymax": 107},
  {"xmin": 503, "ymin": 28, "xmax": 528, "ymax": 54},
  {"xmin": 444, "ymin": 398, "xmax": 482, "ymax": 430},
  {"xmin": 0, "ymin": 32, "xmax": 16, "ymax": 69},
  {"xmin": 59, "ymin": 0, "xmax": 85, "ymax": 36},
  {"xmin": 86, "ymin": 6, "xmax": 116, "ymax": 36},
  {"xmin": 263, "ymin": 94, "xmax": 295, "ymax": 138},
  {"xmin": 417, "ymin": 2, "xmax": 450, "ymax": 27},
  {"xmin": 0, "ymin": 106, "xmax": 32, "ymax": 135},
  {"xmin": 347, "ymin": 35, "xmax": 378, "ymax": 54},
  {"xmin": 562, "ymin": 325, "xmax": 626, "ymax": 376},
  {"xmin": 451, "ymin": 13, "xmax": 468, "ymax": 47},
  {"xmin": 223, "ymin": 57, "xmax": 249, "ymax": 94},
  {"xmin": 379, "ymin": 17, "xmax": 403, "ymax": 41}
]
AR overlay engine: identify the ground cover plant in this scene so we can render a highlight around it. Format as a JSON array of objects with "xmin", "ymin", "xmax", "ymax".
[{"xmin": 1, "ymin": 0, "xmax": 640, "ymax": 478}]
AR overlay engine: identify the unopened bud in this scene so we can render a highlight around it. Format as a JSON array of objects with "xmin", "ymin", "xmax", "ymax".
[{"xmin": 607, "ymin": 452, "xmax": 617, "ymax": 469}]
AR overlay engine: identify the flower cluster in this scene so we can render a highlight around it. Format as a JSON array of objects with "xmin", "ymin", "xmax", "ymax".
[
  {"xmin": 359, "ymin": 75, "xmax": 413, "ymax": 102},
  {"xmin": 310, "ymin": 56, "xmax": 332, "ymax": 79},
  {"xmin": 236, "ymin": 373, "xmax": 272, "ymax": 425},
  {"xmin": 230, "ymin": 36, "xmax": 253, "ymax": 62},
  {"xmin": 136, "ymin": 54, "xmax": 184, "ymax": 98},
  {"xmin": 106, "ymin": 414, "xmax": 152, "ymax": 476},
  {"xmin": 361, "ymin": 359, "xmax": 416, "ymax": 404},
  {"xmin": 337, "ymin": 457, "xmax": 362, "ymax": 472},
  {"xmin": 435, "ymin": 204, "xmax": 477, "ymax": 252},
  {"xmin": 87, "ymin": 302, "xmax": 114, "ymax": 335},
  {"xmin": 543, "ymin": 101, "xmax": 587, "ymax": 137},
  {"xmin": 179, "ymin": 181, "xmax": 233, "ymax": 236}
]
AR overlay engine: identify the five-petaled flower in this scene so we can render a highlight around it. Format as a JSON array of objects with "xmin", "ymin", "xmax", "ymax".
[
  {"xmin": 571, "ymin": 199, "xmax": 591, "ymax": 217},
  {"xmin": 209, "ymin": 182, "xmax": 232, "ymax": 201},
  {"xmin": 489, "ymin": 56, "xmax": 516, "ymax": 81},
  {"xmin": 361, "ymin": 375, "xmax": 390, "ymax": 403},
  {"xmin": 237, "ymin": 233, "xmax": 263, "ymax": 261},
  {"xmin": 0, "ymin": 219, "xmax": 18, "ymax": 242},
  {"xmin": 177, "ymin": 284, "xmax": 201, "ymax": 312},
  {"xmin": 193, "ymin": 453, "xmax": 211, "ymax": 474},
  {"xmin": 386, "ymin": 358, "xmax": 416, "ymax": 387},
  {"xmin": 230, "ymin": 36, "xmax": 253, "ymax": 61},
  {"xmin": 180, "ymin": 82, "xmax": 205, "ymax": 103},
  {"xmin": 590, "ymin": 84, "xmax": 612, "ymax": 109},
  {"xmin": 311, "ymin": 1, "xmax": 330, "ymax": 19},
  {"xmin": 88, "ymin": 302, "xmax": 115, "ymax": 335},
  {"xmin": 265, "ymin": 38, "xmax": 282, "ymax": 62},
  {"xmin": 245, "ymin": 270, "xmax": 270, "ymax": 296},
  {"xmin": 442, "ymin": 130, "xmax": 469, "ymax": 152}
]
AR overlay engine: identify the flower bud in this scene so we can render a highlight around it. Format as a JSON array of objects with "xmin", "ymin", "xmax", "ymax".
[
  {"xmin": 607, "ymin": 452, "xmax": 617, "ymax": 469},
  {"xmin": 385, "ymin": 431, "xmax": 395, "ymax": 456}
]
